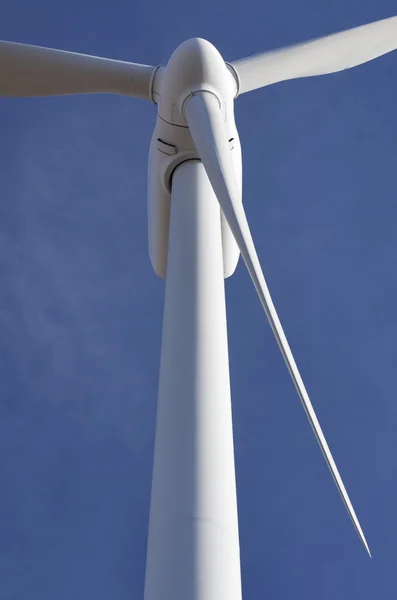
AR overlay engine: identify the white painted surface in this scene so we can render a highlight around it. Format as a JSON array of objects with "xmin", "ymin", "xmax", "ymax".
[
  {"xmin": 185, "ymin": 90, "xmax": 371, "ymax": 555},
  {"xmin": 144, "ymin": 160, "xmax": 242, "ymax": 600},
  {"xmin": 147, "ymin": 111, "xmax": 241, "ymax": 279},
  {"xmin": 231, "ymin": 15, "xmax": 397, "ymax": 94},
  {"xmin": 0, "ymin": 40, "xmax": 155, "ymax": 98},
  {"xmin": 152, "ymin": 37, "xmax": 237, "ymax": 125}
]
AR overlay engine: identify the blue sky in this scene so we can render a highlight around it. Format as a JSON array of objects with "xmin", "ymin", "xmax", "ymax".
[{"xmin": 1, "ymin": 1, "xmax": 397, "ymax": 598}]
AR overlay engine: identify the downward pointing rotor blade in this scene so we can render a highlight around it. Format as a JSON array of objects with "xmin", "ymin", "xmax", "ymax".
[
  {"xmin": 231, "ymin": 15, "xmax": 397, "ymax": 93},
  {"xmin": 184, "ymin": 92, "xmax": 371, "ymax": 556},
  {"xmin": 0, "ymin": 40, "xmax": 155, "ymax": 98}
]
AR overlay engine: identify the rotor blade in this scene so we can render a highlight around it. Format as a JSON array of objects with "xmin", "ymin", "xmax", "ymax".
[
  {"xmin": 0, "ymin": 40, "xmax": 156, "ymax": 98},
  {"xmin": 184, "ymin": 91, "xmax": 371, "ymax": 556},
  {"xmin": 230, "ymin": 15, "xmax": 397, "ymax": 94}
]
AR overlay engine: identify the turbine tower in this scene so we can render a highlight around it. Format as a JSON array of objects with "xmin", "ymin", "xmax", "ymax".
[{"xmin": 1, "ymin": 15, "xmax": 397, "ymax": 599}]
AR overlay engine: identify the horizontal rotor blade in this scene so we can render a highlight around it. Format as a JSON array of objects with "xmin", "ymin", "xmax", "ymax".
[
  {"xmin": 0, "ymin": 40, "xmax": 155, "ymax": 98},
  {"xmin": 184, "ymin": 91, "xmax": 371, "ymax": 557},
  {"xmin": 231, "ymin": 15, "xmax": 397, "ymax": 93}
]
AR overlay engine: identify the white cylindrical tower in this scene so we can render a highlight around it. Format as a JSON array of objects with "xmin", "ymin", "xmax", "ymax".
[{"xmin": 144, "ymin": 160, "xmax": 242, "ymax": 600}]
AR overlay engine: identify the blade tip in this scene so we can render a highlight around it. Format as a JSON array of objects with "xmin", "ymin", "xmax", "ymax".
[{"xmin": 362, "ymin": 538, "xmax": 372, "ymax": 558}]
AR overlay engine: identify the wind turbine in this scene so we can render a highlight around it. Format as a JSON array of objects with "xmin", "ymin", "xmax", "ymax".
[{"xmin": 1, "ymin": 14, "xmax": 397, "ymax": 599}]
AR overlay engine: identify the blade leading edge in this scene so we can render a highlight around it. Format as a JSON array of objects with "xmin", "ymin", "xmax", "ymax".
[
  {"xmin": 230, "ymin": 15, "xmax": 397, "ymax": 94},
  {"xmin": 184, "ymin": 91, "xmax": 371, "ymax": 557}
]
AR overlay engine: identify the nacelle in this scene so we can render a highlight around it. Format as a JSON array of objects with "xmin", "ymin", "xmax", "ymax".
[
  {"xmin": 148, "ymin": 114, "xmax": 242, "ymax": 278},
  {"xmin": 148, "ymin": 37, "xmax": 242, "ymax": 279}
]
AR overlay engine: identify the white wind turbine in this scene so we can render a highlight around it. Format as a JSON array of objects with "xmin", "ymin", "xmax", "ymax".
[{"xmin": 1, "ymin": 15, "xmax": 397, "ymax": 599}]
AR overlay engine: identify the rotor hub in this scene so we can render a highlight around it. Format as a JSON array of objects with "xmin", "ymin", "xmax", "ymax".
[{"xmin": 152, "ymin": 38, "xmax": 238, "ymax": 126}]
